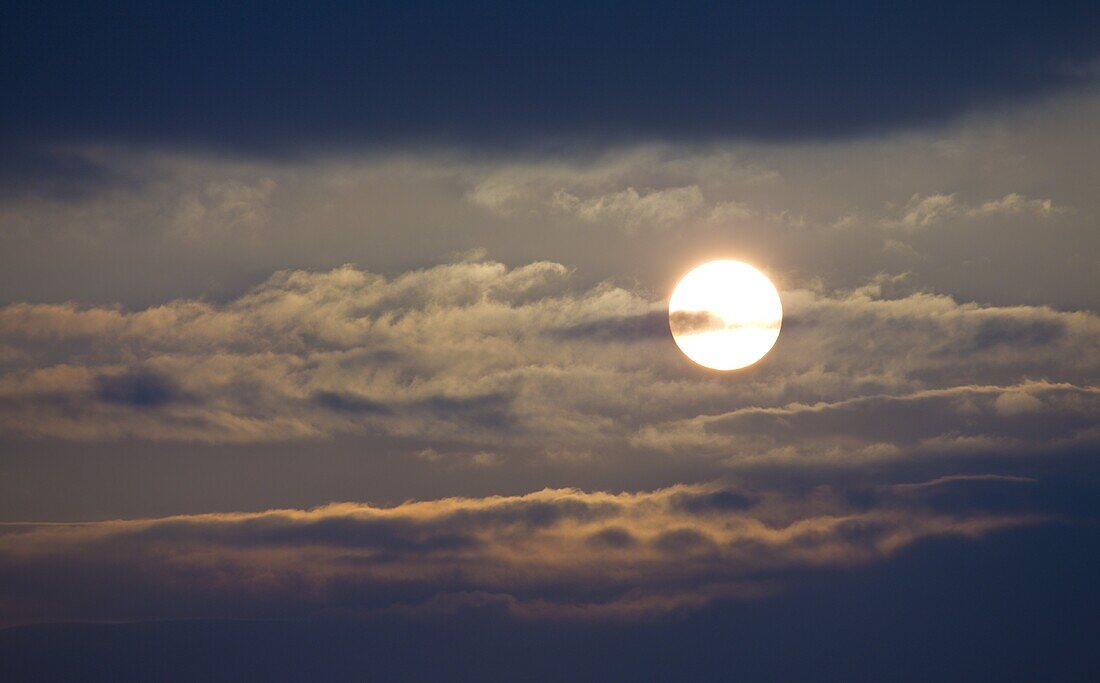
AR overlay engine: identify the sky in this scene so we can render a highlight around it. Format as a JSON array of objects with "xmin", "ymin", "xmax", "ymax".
[{"xmin": 2, "ymin": 2, "xmax": 1100, "ymax": 680}]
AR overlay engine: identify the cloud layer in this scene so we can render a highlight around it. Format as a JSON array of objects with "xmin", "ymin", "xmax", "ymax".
[
  {"xmin": 1, "ymin": 258, "xmax": 1096, "ymax": 471},
  {"xmin": 1, "ymin": 74, "xmax": 1098, "ymax": 638},
  {"xmin": 5, "ymin": 2, "xmax": 1098, "ymax": 149},
  {"xmin": 0, "ymin": 478, "xmax": 1042, "ymax": 625},
  {"xmin": 3, "ymin": 87, "xmax": 1099, "ymax": 313}
]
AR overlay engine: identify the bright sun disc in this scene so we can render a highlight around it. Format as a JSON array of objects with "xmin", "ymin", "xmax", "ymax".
[{"xmin": 669, "ymin": 260, "xmax": 783, "ymax": 370}]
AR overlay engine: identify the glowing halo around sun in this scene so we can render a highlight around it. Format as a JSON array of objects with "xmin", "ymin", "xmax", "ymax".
[{"xmin": 669, "ymin": 260, "xmax": 783, "ymax": 370}]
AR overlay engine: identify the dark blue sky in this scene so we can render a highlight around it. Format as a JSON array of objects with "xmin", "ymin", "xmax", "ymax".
[{"xmin": 4, "ymin": 1, "xmax": 1099, "ymax": 151}]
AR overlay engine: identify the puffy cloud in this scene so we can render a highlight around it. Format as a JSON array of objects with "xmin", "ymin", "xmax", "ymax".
[
  {"xmin": 882, "ymin": 192, "xmax": 1057, "ymax": 230},
  {"xmin": 968, "ymin": 192, "xmax": 1055, "ymax": 218},
  {"xmin": 888, "ymin": 193, "xmax": 960, "ymax": 229},
  {"xmin": 0, "ymin": 258, "xmax": 1097, "ymax": 469},
  {"xmin": 0, "ymin": 479, "xmax": 1041, "ymax": 625},
  {"xmin": 994, "ymin": 389, "xmax": 1046, "ymax": 416}
]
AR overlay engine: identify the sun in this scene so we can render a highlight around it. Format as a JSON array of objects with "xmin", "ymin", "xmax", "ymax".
[{"xmin": 669, "ymin": 260, "xmax": 783, "ymax": 370}]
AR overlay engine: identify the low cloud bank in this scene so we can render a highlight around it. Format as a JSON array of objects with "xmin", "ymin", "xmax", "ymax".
[{"xmin": 0, "ymin": 478, "xmax": 1042, "ymax": 625}]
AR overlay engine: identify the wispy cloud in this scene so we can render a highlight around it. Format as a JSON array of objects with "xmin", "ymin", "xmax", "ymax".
[{"xmin": 881, "ymin": 192, "xmax": 1058, "ymax": 230}]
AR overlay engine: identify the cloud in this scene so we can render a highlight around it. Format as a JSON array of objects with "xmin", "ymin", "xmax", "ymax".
[
  {"xmin": 3, "ymin": 87, "xmax": 1099, "ymax": 313},
  {"xmin": 5, "ymin": 2, "xmax": 1100, "ymax": 154},
  {"xmin": 883, "ymin": 238, "xmax": 921, "ymax": 258},
  {"xmin": 0, "ymin": 258, "xmax": 1097, "ymax": 471},
  {"xmin": 94, "ymin": 369, "xmax": 187, "ymax": 408},
  {"xmin": 170, "ymin": 177, "xmax": 277, "ymax": 243},
  {"xmin": 0, "ymin": 479, "xmax": 1042, "ymax": 626},
  {"xmin": 994, "ymin": 390, "xmax": 1045, "ymax": 416},
  {"xmin": 667, "ymin": 310, "xmax": 726, "ymax": 336},
  {"xmin": 1, "ymin": 92, "xmax": 1099, "ymax": 480},
  {"xmin": 551, "ymin": 185, "xmax": 705, "ymax": 234},
  {"xmin": 636, "ymin": 381, "xmax": 1100, "ymax": 463},
  {"xmin": 889, "ymin": 193, "xmax": 960, "ymax": 229},
  {"xmin": 968, "ymin": 192, "xmax": 1055, "ymax": 217},
  {"xmin": 554, "ymin": 310, "xmax": 671, "ymax": 341},
  {"xmin": 883, "ymin": 192, "xmax": 1058, "ymax": 230}
]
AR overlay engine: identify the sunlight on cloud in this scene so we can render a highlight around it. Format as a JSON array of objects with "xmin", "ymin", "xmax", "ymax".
[{"xmin": 0, "ymin": 479, "xmax": 1044, "ymax": 625}]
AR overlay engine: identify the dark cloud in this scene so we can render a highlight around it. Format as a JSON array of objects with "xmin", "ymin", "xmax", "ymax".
[
  {"xmin": 3, "ymin": 2, "xmax": 1098, "ymax": 154},
  {"xmin": 127, "ymin": 515, "xmax": 480, "ymax": 554},
  {"xmin": 667, "ymin": 310, "xmax": 725, "ymax": 336},
  {"xmin": 0, "ymin": 480, "xmax": 1042, "ymax": 626},
  {"xmin": 0, "ymin": 145, "xmax": 123, "ymax": 202},
  {"xmin": 969, "ymin": 317, "xmax": 1067, "ymax": 351},
  {"xmin": 651, "ymin": 528, "xmax": 717, "ymax": 555},
  {"xmin": 585, "ymin": 527, "xmax": 637, "ymax": 549},
  {"xmin": 312, "ymin": 391, "xmax": 391, "ymax": 415},
  {"xmin": 3, "ymin": 523, "xmax": 1099, "ymax": 682},
  {"xmin": 94, "ymin": 370, "xmax": 183, "ymax": 408},
  {"xmin": 416, "ymin": 393, "xmax": 516, "ymax": 432},
  {"xmin": 669, "ymin": 489, "xmax": 755, "ymax": 514},
  {"xmin": 555, "ymin": 311, "xmax": 670, "ymax": 341},
  {"xmin": 664, "ymin": 490, "xmax": 752, "ymax": 510},
  {"xmin": 882, "ymin": 475, "xmax": 1047, "ymax": 516}
]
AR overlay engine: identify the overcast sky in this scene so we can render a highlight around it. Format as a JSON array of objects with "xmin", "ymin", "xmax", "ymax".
[{"xmin": 1, "ymin": 3, "xmax": 1099, "ymax": 680}]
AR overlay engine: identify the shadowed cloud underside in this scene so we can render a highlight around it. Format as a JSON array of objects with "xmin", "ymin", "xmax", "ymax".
[{"xmin": 0, "ymin": 478, "xmax": 1044, "ymax": 626}]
